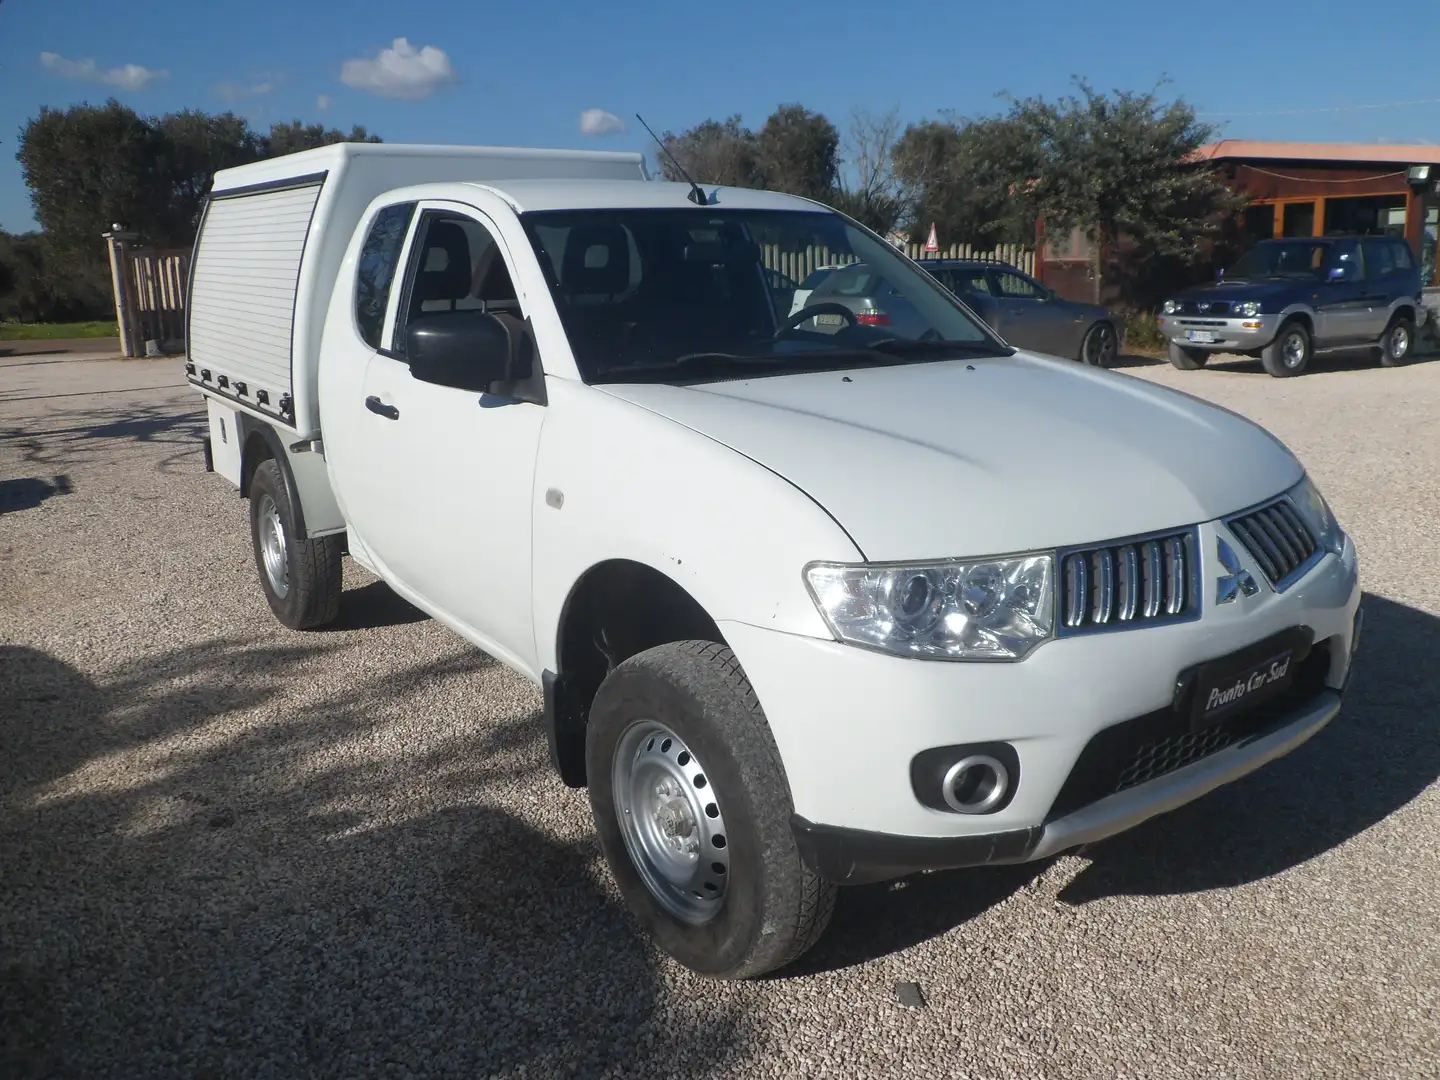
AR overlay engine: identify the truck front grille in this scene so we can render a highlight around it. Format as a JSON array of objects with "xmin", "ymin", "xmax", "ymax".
[
  {"xmin": 1058, "ymin": 529, "xmax": 1198, "ymax": 635},
  {"xmin": 1225, "ymin": 497, "xmax": 1319, "ymax": 589}
]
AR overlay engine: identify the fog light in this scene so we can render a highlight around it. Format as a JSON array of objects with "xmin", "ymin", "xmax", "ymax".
[
  {"xmin": 1242, "ymin": 320, "xmax": 1262, "ymax": 329},
  {"xmin": 942, "ymin": 755, "xmax": 1009, "ymax": 814}
]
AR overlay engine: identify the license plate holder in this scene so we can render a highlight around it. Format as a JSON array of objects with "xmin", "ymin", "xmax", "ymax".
[
  {"xmin": 814, "ymin": 314, "xmax": 845, "ymax": 326},
  {"xmin": 1175, "ymin": 626, "xmax": 1314, "ymax": 732},
  {"xmin": 1186, "ymin": 330, "xmax": 1218, "ymax": 343}
]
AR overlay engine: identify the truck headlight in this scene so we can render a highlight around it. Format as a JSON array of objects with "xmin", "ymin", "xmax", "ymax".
[
  {"xmin": 1162, "ymin": 300, "xmax": 1178, "ymax": 314},
  {"xmin": 804, "ymin": 555, "xmax": 1055, "ymax": 660},
  {"xmin": 1288, "ymin": 474, "xmax": 1345, "ymax": 556},
  {"xmin": 1234, "ymin": 301, "xmax": 1261, "ymax": 317}
]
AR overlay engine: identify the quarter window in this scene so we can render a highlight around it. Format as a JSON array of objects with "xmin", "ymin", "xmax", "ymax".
[{"xmin": 355, "ymin": 202, "xmax": 417, "ymax": 349}]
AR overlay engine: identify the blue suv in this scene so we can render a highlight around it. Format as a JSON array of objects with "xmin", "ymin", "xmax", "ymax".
[{"xmin": 1158, "ymin": 235, "xmax": 1425, "ymax": 377}]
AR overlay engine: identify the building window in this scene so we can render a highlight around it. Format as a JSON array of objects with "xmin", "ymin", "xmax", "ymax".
[
  {"xmin": 1283, "ymin": 202, "xmax": 1316, "ymax": 238},
  {"xmin": 1323, "ymin": 195, "xmax": 1407, "ymax": 237}
]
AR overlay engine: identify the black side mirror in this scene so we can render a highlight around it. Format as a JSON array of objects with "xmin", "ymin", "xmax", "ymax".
[{"xmin": 406, "ymin": 311, "xmax": 536, "ymax": 398}]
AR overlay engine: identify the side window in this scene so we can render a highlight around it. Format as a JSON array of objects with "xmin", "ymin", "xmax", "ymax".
[
  {"xmin": 355, "ymin": 202, "xmax": 417, "ymax": 349},
  {"xmin": 963, "ymin": 270, "xmax": 994, "ymax": 295},
  {"xmin": 1328, "ymin": 240, "xmax": 1364, "ymax": 281},
  {"xmin": 992, "ymin": 270, "xmax": 1043, "ymax": 298},
  {"xmin": 1363, "ymin": 239, "xmax": 1395, "ymax": 278},
  {"xmin": 1392, "ymin": 240, "xmax": 1415, "ymax": 271},
  {"xmin": 392, "ymin": 210, "xmax": 521, "ymax": 357}
]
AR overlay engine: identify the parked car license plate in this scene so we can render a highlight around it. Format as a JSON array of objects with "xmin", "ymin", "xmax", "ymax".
[
  {"xmin": 1180, "ymin": 626, "xmax": 1313, "ymax": 732},
  {"xmin": 1186, "ymin": 330, "xmax": 1218, "ymax": 343},
  {"xmin": 814, "ymin": 314, "xmax": 846, "ymax": 326}
]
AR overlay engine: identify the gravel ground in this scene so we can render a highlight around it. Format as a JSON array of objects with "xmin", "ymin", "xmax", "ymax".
[{"xmin": 2, "ymin": 348, "xmax": 1438, "ymax": 1080}]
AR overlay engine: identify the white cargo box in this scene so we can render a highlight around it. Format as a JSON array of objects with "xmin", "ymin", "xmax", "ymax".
[{"xmin": 184, "ymin": 142, "xmax": 649, "ymax": 436}]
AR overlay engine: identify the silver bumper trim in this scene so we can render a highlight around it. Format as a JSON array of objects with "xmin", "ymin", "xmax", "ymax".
[{"xmin": 1026, "ymin": 690, "xmax": 1342, "ymax": 861}]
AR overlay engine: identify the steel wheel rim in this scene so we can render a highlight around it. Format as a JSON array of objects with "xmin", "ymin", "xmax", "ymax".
[
  {"xmin": 257, "ymin": 494, "xmax": 289, "ymax": 598},
  {"xmin": 1391, "ymin": 326, "xmax": 1409, "ymax": 357},
  {"xmin": 1282, "ymin": 332, "xmax": 1306, "ymax": 367},
  {"xmin": 612, "ymin": 719, "xmax": 730, "ymax": 925},
  {"xmin": 1087, "ymin": 325, "xmax": 1116, "ymax": 366}
]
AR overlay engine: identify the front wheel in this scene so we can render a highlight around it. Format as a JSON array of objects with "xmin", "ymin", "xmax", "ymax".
[
  {"xmin": 1378, "ymin": 315, "xmax": 1414, "ymax": 367},
  {"xmin": 1167, "ymin": 341, "xmax": 1209, "ymax": 370},
  {"xmin": 1079, "ymin": 322, "xmax": 1118, "ymax": 367},
  {"xmin": 248, "ymin": 458, "xmax": 343, "ymax": 630},
  {"xmin": 1261, "ymin": 321, "xmax": 1312, "ymax": 377},
  {"xmin": 586, "ymin": 640, "xmax": 836, "ymax": 979}
]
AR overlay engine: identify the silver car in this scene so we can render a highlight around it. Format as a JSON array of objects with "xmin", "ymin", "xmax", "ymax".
[{"xmin": 923, "ymin": 259, "xmax": 1123, "ymax": 367}]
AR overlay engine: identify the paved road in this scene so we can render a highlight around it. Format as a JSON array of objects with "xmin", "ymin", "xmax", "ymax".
[
  {"xmin": 0, "ymin": 337, "xmax": 122, "ymax": 359},
  {"xmin": 2, "ymin": 351, "xmax": 1437, "ymax": 1079}
]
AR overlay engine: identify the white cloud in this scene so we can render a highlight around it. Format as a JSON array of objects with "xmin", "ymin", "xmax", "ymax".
[
  {"xmin": 579, "ymin": 108, "xmax": 626, "ymax": 136},
  {"xmin": 339, "ymin": 38, "xmax": 455, "ymax": 101},
  {"xmin": 39, "ymin": 51, "xmax": 166, "ymax": 91},
  {"xmin": 215, "ymin": 77, "xmax": 277, "ymax": 102},
  {"xmin": 316, "ymin": 94, "xmax": 332, "ymax": 112}
]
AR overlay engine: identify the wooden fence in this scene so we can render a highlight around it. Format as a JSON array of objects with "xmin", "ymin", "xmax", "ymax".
[
  {"xmin": 761, "ymin": 242, "xmax": 1034, "ymax": 285},
  {"xmin": 128, "ymin": 249, "xmax": 189, "ymax": 349}
]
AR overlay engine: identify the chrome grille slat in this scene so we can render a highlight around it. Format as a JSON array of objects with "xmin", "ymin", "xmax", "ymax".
[
  {"xmin": 1060, "ymin": 529, "xmax": 1195, "ymax": 634},
  {"xmin": 1142, "ymin": 541, "xmax": 1163, "ymax": 618},
  {"xmin": 1227, "ymin": 497, "xmax": 1320, "ymax": 587},
  {"xmin": 1117, "ymin": 545, "xmax": 1139, "ymax": 621},
  {"xmin": 1093, "ymin": 549, "xmax": 1115, "ymax": 624}
]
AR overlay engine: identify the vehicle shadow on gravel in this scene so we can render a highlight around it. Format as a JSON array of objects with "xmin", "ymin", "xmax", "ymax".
[
  {"xmin": 1059, "ymin": 593, "xmax": 1440, "ymax": 903},
  {"xmin": 0, "ymin": 642, "xmax": 753, "ymax": 1080}
]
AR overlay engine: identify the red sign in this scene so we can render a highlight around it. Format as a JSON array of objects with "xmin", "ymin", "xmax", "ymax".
[{"xmin": 924, "ymin": 223, "xmax": 939, "ymax": 252}]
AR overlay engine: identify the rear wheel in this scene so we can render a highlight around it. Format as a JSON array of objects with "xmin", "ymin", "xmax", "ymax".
[
  {"xmin": 1378, "ymin": 314, "xmax": 1414, "ymax": 367},
  {"xmin": 586, "ymin": 640, "xmax": 836, "ymax": 979},
  {"xmin": 1080, "ymin": 322, "xmax": 1118, "ymax": 367},
  {"xmin": 1167, "ymin": 342, "xmax": 1209, "ymax": 370},
  {"xmin": 1261, "ymin": 320, "xmax": 1311, "ymax": 378},
  {"xmin": 248, "ymin": 458, "xmax": 343, "ymax": 630}
]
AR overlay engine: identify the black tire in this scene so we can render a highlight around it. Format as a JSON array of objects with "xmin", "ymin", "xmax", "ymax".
[
  {"xmin": 1261, "ymin": 320, "xmax": 1312, "ymax": 377},
  {"xmin": 586, "ymin": 640, "xmax": 836, "ymax": 979},
  {"xmin": 1167, "ymin": 341, "xmax": 1209, "ymax": 370},
  {"xmin": 1079, "ymin": 321, "xmax": 1118, "ymax": 367},
  {"xmin": 1378, "ymin": 314, "xmax": 1414, "ymax": 367},
  {"xmin": 248, "ymin": 457, "xmax": 343, "ymax": 630}
]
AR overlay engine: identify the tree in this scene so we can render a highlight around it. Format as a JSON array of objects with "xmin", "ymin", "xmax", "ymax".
[
  {"xmin": 659, "ymin": 115, "xmax": 764, "ymax": 189},
  {"xmin": 1004, "ymin": 79, "xmax": 1240, "ymax": 298},
  {"xmin": 265, "ymin": 120, "xmax": 382, "ymax": 158},
  {"xmin": 892, "ymin": 114, "xmax": 1041, "ymax": 249},
  {"xmin": 754, "ymin": 105, "xmax": 838, "ymax": 202},
  {"xmin": 829, "ymin": 107, "xmax": 907, "ymax": 236},
  {"xmin": 152, "ymin": 109, "xmax": 266, "ymax": 244}
]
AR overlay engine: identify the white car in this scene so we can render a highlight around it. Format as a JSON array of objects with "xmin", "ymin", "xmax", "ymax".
[{"xmin": 187, "ymin": 143, "xmax": 1363, "ymax": 980}]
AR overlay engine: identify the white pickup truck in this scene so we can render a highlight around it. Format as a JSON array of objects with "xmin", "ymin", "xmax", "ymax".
[{"xmin": 188, "ymin": 143, "xmax": 1363, "ymax": 979}]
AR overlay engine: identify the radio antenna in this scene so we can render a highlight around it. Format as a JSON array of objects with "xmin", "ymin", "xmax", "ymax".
[{"xmin": 635, "ymin": 113, "xmax": 708, "ymax": 206}]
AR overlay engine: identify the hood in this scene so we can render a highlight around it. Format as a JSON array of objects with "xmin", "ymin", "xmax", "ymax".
[
  {"xmin": 600, "ymin": 354, "xmax": 1302, "ymax": 561},
  {"xmin": 1173, "ymin": 279, "xmax": 1300, "ymax": 303}
]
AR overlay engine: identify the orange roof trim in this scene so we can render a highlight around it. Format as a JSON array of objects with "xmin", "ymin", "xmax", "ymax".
[{"xmin": 1190, "ymin": 139, "xmax": 1440, "ymax": 166}]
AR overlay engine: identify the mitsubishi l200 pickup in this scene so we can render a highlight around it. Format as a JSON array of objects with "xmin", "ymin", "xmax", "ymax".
[{"xmin": 187, "ymin": 143, "xmax": 1363, "ymax": 979}]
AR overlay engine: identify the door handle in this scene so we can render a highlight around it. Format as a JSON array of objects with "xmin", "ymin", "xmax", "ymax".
[{"xmin": 365, "ymin": 395, "xmax": 399, "ymax": 420}]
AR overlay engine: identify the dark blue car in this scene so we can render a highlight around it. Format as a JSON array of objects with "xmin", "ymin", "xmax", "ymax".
[{"xmin": 1158, "ymin": 235, "xmax": 1425, "ymax": 377}]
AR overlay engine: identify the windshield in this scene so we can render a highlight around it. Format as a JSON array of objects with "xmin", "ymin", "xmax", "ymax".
[
  {"xmin": 518, "ymin": 208, "xmax": 1006, "ymax": 383},
  {"xmin": 1228, "ymin": 240, "xmax": 1337, "ymax": 280}
]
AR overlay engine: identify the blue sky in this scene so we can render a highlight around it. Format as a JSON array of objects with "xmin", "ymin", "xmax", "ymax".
[{"xmin": 3, "ymin": 0, "xmax": 1438, "ymax": 233}]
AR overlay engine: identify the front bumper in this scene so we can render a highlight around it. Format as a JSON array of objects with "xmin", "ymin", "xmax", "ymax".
[
  {"xmin": 1160, "ymin": 313, "xmax": 1280, "ymax": 352},
  {"xmin": 793, "ymin": 690, "xmax": 1340, "ymax": 884},
  {"xmin": 720, "ymin": 522, "xmax": 1361, "ymax": 883}
]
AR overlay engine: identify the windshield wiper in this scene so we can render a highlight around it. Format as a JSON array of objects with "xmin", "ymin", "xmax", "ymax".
[{"xmin": 863, "ymin": 338, "xmax": 1014, "ymax": 358}]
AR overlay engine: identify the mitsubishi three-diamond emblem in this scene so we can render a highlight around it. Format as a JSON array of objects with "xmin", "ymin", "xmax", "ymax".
[{"xmin": 1216, "ymin": 536, "xmax": 1259, "ymax": 604}]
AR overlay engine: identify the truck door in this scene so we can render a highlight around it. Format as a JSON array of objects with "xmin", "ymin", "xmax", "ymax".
[{"xmin": 352, "ymin": 203, "xmax": 545, "ymax": 674}]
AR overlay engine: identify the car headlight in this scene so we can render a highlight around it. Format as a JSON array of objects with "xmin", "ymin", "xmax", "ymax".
[
  {"xmin": 1234, "ymin": 301, "xmax": 1261, "ymax": 317},
  {"xmin": 1162, "ymin": 299, "xmax": 1179, "ymax": 315},
  {"xmin": 804, "ymin": 555, "xmax": 1055, "ymax": 661},
  {"xmin": 1288, "ymin": 474, "xmax": 1345, "ymax": 556}
]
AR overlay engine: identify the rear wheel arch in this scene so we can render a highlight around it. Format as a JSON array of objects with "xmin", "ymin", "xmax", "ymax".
[
  {"xmin": 237, "ymin": 419, "xmax": 307, "ymax": 538},
  {"xmin": 544, "ymin": 559, "xmax": 727, "ymax": 788}
]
